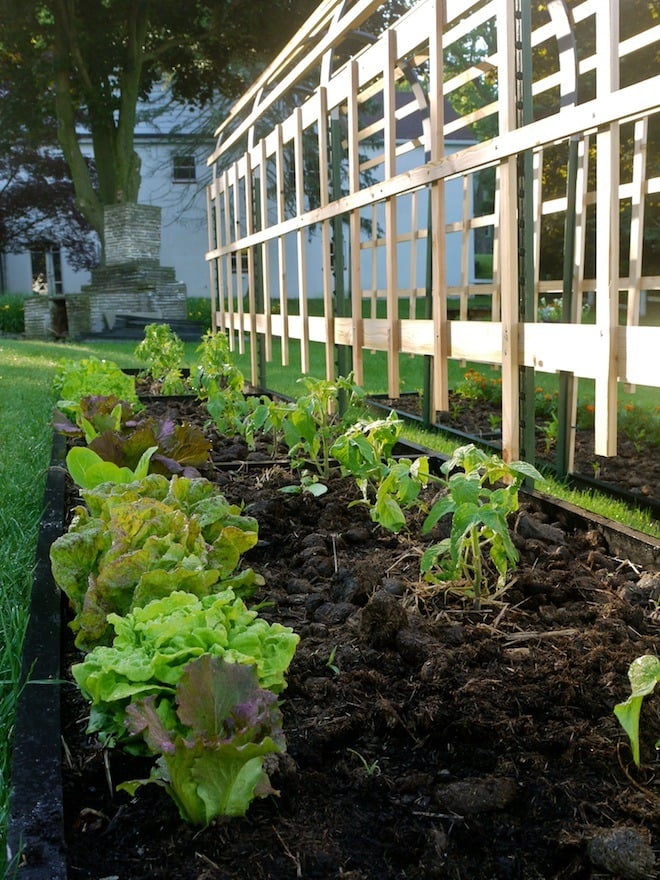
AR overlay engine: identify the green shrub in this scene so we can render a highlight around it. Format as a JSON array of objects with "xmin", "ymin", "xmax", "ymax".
[
  {"xmin": 0, "ymin": 294, "xmax": 25, "ymax": 334},
  {"xmin": 186, "ymin": 297, "xmax": 212, "ymax": 330}
]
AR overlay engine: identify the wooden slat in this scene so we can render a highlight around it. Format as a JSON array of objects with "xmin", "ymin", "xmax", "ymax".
[
  {"xmin": 348, "ymin": 60, "xmax": 364, "ymax": 385},
  {"xmin": 275, "ymin": 124, "xmax": 289, "ymax": 365},
  {"xmin": 626, "ymin": 118, "xmax": 648, "ymax": 328},
  {"xmin": 294, "ymin": 107, "xmax": 310, "ymax": 374},
  {"xmin": 318, "ymin": 87, "xmax": 336, "ymax": 381},
  {"xmin": 231, "ymin": 163, "xmax": 245, "ymax": 355},
  {"xmin": 244, "ymin": 153, "xmax": 258, "ymax": 383},
  {"xmin": 429, "ymin": 0, "xmax": 448, "ymax": 415},
  {"xmin": 497, "ymin": 0, "xmax": 520, "ymax": 463},
  {"xmin": 384, "ymin": 29, "xmax": 400, "ymax": 397},
  {"xmin": 259, "ymin": 140, "xmax": 273, "ymax": 361},
  {"xmin": 594, "ymin": 0, "xmax": 620, "ymax": 457},
  {"xmin": 223, "ymin": 170, "xmax": 235, "ymax": 346}
]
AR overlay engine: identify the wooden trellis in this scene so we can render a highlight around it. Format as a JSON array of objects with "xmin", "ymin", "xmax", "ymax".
[{"xmin": 206, "ymin": 0, "xmax": 660, "ymax": 465}]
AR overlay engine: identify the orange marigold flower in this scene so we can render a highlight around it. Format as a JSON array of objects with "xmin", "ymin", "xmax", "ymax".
[
  {"xmin": 586, "ymin": 404, "xmax": 595, "ymax": 413},
  {"xmin": 624, "ymin": 403, "xmax": 634, "ymax": 412}
]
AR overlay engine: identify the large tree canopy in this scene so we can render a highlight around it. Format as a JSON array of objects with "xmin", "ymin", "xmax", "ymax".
[{"xmin": 0, "ymin": 0, "xmax": 318, "ymax": 241}]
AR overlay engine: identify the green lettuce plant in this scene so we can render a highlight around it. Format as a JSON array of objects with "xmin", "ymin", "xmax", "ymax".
[
  {"xmin": 421, "ymin": 444, "xmax": 543, "ymax": 609},
  {"xmin": 57, "ymin": 395, "xmax": 212, "ymax": 481},
  {"xmin": 71, "ymin": 589, "xmax": 299, "ymax": 751},
  {"xmin": 50, "ymin": 474, "xmax": 262, "ymax": 649},
  {"xmin": 614, "ymin": 654, "xmax": 660, "ymax": 767},
  {"xmin": 120, "ymin": 656, "xmax": 287, "ymax": 824},
  {"xmin": 65, "ymin": 444, "xmax": 158, "ymax": 489},
  {"xmin": 53, "ymin": 356, "xmax": 141, "ymax": 419},
  {"xmin": 53, "ymin": 394, "xmax": 137, "ymax": 442}
]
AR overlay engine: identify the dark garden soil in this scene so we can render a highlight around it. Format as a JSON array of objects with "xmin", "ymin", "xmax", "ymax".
[
  {"xmin": 60, "ymin": 395, "xmax": 659, "ymax": 880},
  {"xmin": 371, "ymin": 394, "xmax": 660, "ymax": 506}
]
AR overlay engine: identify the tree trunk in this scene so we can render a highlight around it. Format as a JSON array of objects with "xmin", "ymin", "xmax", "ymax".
[{"xmin": 51, "ymin": 0, "xmax": 148, "ymax": 258}]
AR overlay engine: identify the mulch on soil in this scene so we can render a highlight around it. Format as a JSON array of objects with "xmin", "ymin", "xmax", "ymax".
[{"xmin": 60, "ymin": 396, "xmax": 658, "ymax": 880}]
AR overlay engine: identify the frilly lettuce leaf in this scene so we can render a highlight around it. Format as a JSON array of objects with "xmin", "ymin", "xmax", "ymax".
[
  {"xmin": 51, "ymin": 476, "xmax": 261, "ymax": 649},
  {"xmin": 120, "ymin": 656, "xmax": 286, "ymax": 824},
  {"xmin": 72, "ymin": 590, "xmax": 299, "ymax": 749}
]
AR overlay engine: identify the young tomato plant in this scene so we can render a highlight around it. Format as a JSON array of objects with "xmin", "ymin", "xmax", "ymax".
[
  {"xmin": 281, "ymin": 375, "xmax": 364, "ymax": 480},
  {"xmin": 331, "ymin": 415, "xmax": 430, "ymax": 533},
  {"xmin": 421, "ymin": 444, "xmax": 543, "ymax": 609},
  {"xmin": 134, "ymin": 323, "xmax": 188, "ymax": 394}
]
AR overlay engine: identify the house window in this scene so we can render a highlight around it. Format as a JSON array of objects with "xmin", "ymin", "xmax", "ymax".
[
  {"xmin": 172, "ymin": 154, "xmax": 196, "ymax": 182},
  {"xmin": 31, "ymin": 247, "xmax": 63, "ymax": 295}
]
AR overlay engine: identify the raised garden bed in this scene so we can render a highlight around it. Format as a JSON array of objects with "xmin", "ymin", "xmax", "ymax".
[{"xmin": 8, "ymin": 393, "xmax": 659, "ymax": 880}]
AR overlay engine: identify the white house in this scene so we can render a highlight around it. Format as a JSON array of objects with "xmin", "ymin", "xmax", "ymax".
[
  {"xmin": 3, "ymin": 88, "xmax": 481, "ymax": 313},
  {"xmin": 1, "ymin": 90, "xmax": 216, "ymax": 300}
]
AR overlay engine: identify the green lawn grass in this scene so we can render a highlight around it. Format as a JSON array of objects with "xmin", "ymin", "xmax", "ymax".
[{"xmin": 0, "ymin": 338, "xmax": 148, "ymax": 875}]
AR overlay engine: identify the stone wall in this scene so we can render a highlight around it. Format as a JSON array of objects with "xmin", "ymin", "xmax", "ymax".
[
  {"xmin": 23, "ymin": 297, "xmax": 52, "ymax": 339},
  {"xmin": 104, "ymin": 204, "xmax": 162, "ymax": 265},
  {"xmin": 23, "ymin": 203, "xmax": 187, "ymax": 338}
]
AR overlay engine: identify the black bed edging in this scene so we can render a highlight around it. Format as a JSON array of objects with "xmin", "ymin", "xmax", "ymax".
[
  {"xmin": 7, "ymin": 433, "xmax": 67, "ymax": 880},
  {"xmin": 6, "ymin": 421, "xmax": 659, "ymax": 880}
]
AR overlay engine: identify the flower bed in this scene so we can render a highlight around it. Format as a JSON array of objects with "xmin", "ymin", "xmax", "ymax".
[{"xmin": 9, "ymin": 384, "xmax": 659, "ymax": 880}]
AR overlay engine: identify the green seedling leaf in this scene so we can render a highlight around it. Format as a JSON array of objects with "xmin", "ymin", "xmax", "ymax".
[{"xmin": 614, "ymin": 654, "xmax": 660, "ymax": 767}]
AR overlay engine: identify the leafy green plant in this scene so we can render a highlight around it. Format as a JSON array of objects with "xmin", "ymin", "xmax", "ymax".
[
  {"xmin": 421, "ymin": 444, "xmax": 543, "ymax": 609},
  {"xmin": 55, "ymin": 393, "xmax": 212, "ymax": 478},
  {"xmin": 53, "ymin": 356, "xmax": 141, "ymax": 418},
  {"xmin": 618, "ymin": 403, "xmax": 659, "ymax": 451},
  {"xmin": 193, "ymin": 330, "xmax": 245, "ymax": 399},
  {"xmin": 540, "ymin": 412, "xmax": 559, "ymax": 453},
  {"xmin": 121, "ymin": 656, "xmax": 287, "ymax": 824},
  {"xmin": 454, "ymin": 368, "xmax": 502, "ymax": 405},
  {"xmin": 0, "ymin": 294, "xmax": 25, "ymax": 334},
  {"xmin": 613, "ymin": 654, "xmax": 660, "ymax": 767},
  {"xmin": 134, "ymin": 323, "xmax": 187, "ymax": 394},
  {"xmin": 50, "ymin": 474, "xmax": 262, "ymax": 649},
  {"xmin": 71, "ymin": 589, "xmax": 299, "ymax": 751},
  {"xmin": 65, "ymin": 444, "xmax": 157, "ymax": 489},
  {"xmin": 88, "ymin": 415, "xmax": 212, "ymax": 477},
  {"xmin": 281, "ymin": 375, "xmax": 365, "ymax": 480},
  {"xmin": 205, "ymin": 383, "xmax": 263, "ymax": 444},
  {"xmin": 279, "ymin": 470, "xmax": 328, "ymax": 498},
  {"xmin": 331, "ymin": 415, "xmax": 430, "ymax": 533},
  {"xmin": 53, "ymin": 394, "xmax": 137, "ymax": 443}
]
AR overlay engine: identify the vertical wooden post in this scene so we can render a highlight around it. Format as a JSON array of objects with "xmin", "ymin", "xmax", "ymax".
[
  {"xmin": 244, "ymin": 153, "xmax": 258, "ymax": 383},
  {"xmin": 260, "ymin": 140, "xmax": 273, "ymax": 362},
  {"xmin": 497, "ymin": 0, "xmax": 520, "ymax": 463},
  {"xmin": 384, "ymin": 29, "xmax": 400, "ymax": 397},
  {"xmin": 275, "ymin": 124, "xmax": 290, "ymax": 365},
  {"xmin": 409, "ymin": 191, "xmax": 419, "ymax": 319},
  {"xmin": 594, "ymin": 0, "xmax": 619, "ymax": 457},
  {"xmin": 626, "ymin": 117, "xmax": 648, "ymax": 329},
  {"xmin": 428, "ymin": 0, "xmax": 448, "ymax": 416},
  {"xmin": 223, "ymin": 169, "xmax": 235, "ymax": 349},
  {"xmin": 318, "ymin": 87, "xmax": 336, "ymax": 382},
  {"xmin": 231, "ymin": 162, "xmax": 245, "ymax": 355},
  {"xmin": 460, "ymin": 174, "xmax": 470, "ymax": 321},
  {"xmin": 347, "ymin": 60, "xmax": 364, "ymax": 385},
  {"xmin": 369, "ymin": 204, "xmax": 378, "ymax": 318},
  {"xmin": 294, "ymin": 107, "xmax": 310, "ymax": 374}
]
